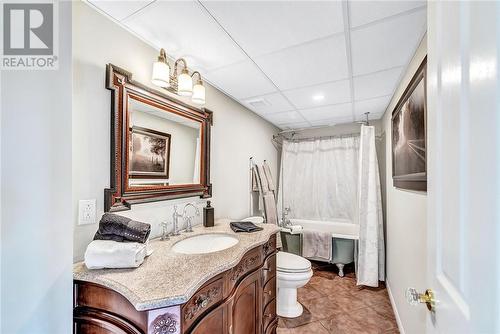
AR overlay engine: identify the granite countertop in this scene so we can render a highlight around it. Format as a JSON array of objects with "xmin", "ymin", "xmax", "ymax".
[{"xmin": 73, "ymin": 219, "xmax": 279, "ymax": 311}]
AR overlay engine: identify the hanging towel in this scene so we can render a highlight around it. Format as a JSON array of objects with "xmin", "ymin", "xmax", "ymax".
[
  {"xmin": 263, "ymin": 193, "xmax": 278, "ymax": 225},
  {"xmin": 251, "ymin": 168, "xmax": 259, "ymax": 192},
  {"xmin": 302, "ymin": 229, "xmax": 332, "ymax": 262},
  {"xmin": 84, "ymin": 240, "xmax": 148, "ymax": 269},
  {"xmin": 263, "ymin": 161, "xmax": 276, "ymax": 192},
  {"xmin": 252, "ymin": 165, "xmax": 265, "ymax": 212},
  {"xmin": 257, "ymin": 165, "xmax": 270, "ymax": 193},
  {"xmin": 94, "ymin": 213, "xmax": 151, "ymax": 244},
  {"xmin": 263, "ymin": 193, "xmax": 282, "ymax": 248}
]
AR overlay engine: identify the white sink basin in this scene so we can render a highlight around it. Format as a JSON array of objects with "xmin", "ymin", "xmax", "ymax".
[{"xmin": 171, "ymin": 233, "xmax": 239, "ymax": 254}]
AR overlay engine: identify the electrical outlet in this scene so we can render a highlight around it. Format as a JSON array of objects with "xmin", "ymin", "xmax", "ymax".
[{"xmin": 78, "ymin": 199, "xmax": 96, "ymax": 225}]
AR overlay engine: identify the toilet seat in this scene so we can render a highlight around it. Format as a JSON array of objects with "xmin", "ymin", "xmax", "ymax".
[{"xmin": 277, "ymin": 251, "xmax": 311, "ymax": 274}]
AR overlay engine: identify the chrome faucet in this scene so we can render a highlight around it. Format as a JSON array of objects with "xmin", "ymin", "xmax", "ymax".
[
  {"xmin": 281, "ymin": 207, "xmax": 291, "ymax": 227},
  {"xmin": 172, "ymin": 205, "xmax": 183, "ymax": 236},
  {"xmin": 160, "ymin": 221, "xmax": 171, "ymax": 241},
  {"xmin": 182, "ymin": 203, "xmax": 200, "ymax": 233}
]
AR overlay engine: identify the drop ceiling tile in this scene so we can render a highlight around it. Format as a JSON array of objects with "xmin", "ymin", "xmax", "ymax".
[
  {"xmin": 283, "ymin": 80, "xmax": 351, "ymax": 109},
  {"xmin": 202, "ymin": 1, "xmax": 344, "ymax": 57},
  {"xmin": 123, "ymin": 1, "xmax": 246, "ymax": 72},
  {"xmin": 300, "ymin": 103, "xmax": 353, "ymax": 122},
  {"xmin": 205, "ymin": 61, "xmax": 276, "ymax": 99},
  {"xmin": 354, "ymin": 95, "xmax": 391, "ymax": 117},
  {"xmin": 88, "ymin": 0, "xmax": 153, "ymax": 21},
  {"xmin": 353, "ymin": 67, "xmax": 403, "ymax": 100},
  {"xmin": 255, "ymin": 35, "xmax": 348, "ymax": 90},
  {"xmin": 242, "ymin": 93, "xmax": 294, "ymax": 116},
  {"xmin": 350, "ymin": 9, "xmax": 426, "ymax": 76},
  {"xmin": 278, "ymin": 121, "xmax": 311, "ymax": 130},
  {"xmin": 349, "ymin": 1, "xmax": 426, "ymax": 28},
  {"xmin": 263, "ymin": 111, "xmax": 306, "ymax": 125},
  {"xmin": 309, "ymin": 117, "xmax": 353, "ymax": 127}
]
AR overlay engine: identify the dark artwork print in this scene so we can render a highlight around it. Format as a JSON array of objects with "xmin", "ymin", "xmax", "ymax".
[
  {"xmin": 392, "ymin": 59, "xmax": 427, "ymax": 191},
  {"xmin": 129, "ymin": 127, "xmax": 170, "ymax": 178}
]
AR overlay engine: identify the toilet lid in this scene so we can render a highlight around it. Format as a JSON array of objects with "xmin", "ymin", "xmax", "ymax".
[{"xmin": 277, "ymin": 251, "xmax": 311, "ymax": 273}]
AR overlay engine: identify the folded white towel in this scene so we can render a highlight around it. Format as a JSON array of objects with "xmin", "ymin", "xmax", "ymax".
[
  {"xmin": 84, "ymin": 240, "xmax": 148, "ymax": 270},
  {"xmin": 289, "ymin": 225, "xmax": 303, "ymax": 234},
  {"xmin": 280, "ymin": 225, "xmax": 302, "ymax": 235},
  {"xmin": 242, "ymin": 216, "xmax": 264, "ymax": 224}
]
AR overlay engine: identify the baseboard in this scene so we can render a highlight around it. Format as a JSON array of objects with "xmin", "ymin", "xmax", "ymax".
[{"xmin": 386, "ymin": 279, "xmax": 406, "ymax": 334}]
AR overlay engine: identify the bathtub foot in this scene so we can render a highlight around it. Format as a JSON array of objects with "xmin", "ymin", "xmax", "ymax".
[{"xmin": 336, "ymin": 263, "xmax": 345, "ymax": 277}]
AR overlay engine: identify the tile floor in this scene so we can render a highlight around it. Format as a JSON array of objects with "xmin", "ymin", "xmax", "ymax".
[{"xmin": 277, "ymin": 262, "xmax": 399, "ymax": 334}]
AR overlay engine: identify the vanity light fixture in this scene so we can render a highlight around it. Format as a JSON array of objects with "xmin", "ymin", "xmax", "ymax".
[
  {"xmin": 191, "ymin": 71, "xmax": 206, "ymax": 105},
  {"xmin": 151, "ymin": 48, "xmax": 170, "ymax": 88},
  {"xmin": 151, "ymin": 48, "xmax": 206, "ymax": 104}
]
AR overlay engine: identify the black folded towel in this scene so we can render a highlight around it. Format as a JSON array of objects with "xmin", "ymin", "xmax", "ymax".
[
  {"xmin": 93, "ymin": 213, "xmax": 151, "ymax": 244},
  {"xmin": 230, "ymin": 221, "xmax": 263, "ymax": 233}
]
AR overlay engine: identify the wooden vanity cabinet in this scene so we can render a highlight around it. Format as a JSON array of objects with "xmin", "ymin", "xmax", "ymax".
[
  {"xmin": 182, "ymin": 234, "xmax": 278, "ymax": 334},
  {"xmin": 74, "ymin": 234, "xmax": 278, "ymax": 334},
  {"xmin": 190, "ymin": 269, "xmax": 261, "ymax": 334}
]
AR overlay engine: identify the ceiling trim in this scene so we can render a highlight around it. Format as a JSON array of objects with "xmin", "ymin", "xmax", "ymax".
[
  {"xmin": 351, "ymin": 5, "xmax": 427, "ymax": 31},
  {"xmin": 120, "ymin": 0, "xmax": 157, "ymax": 22}
]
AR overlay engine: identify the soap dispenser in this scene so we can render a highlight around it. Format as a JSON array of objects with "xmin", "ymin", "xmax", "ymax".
[{"xmin": 203, "ymin": 201, "xmax": 214, "ymax": 227}]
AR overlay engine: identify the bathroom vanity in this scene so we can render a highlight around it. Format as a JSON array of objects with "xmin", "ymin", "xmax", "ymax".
[{"xmin": 73, "ymin": 221, "xmax": 279, "ymax": 334}]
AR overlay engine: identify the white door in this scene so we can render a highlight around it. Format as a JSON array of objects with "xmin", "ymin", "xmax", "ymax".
[{"xmin": 425, "ymin": 1, "xmax": 500, "ymax": 333}]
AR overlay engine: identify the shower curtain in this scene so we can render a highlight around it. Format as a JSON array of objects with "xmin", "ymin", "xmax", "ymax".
[
  {"xmin": 356, "ymin": 125, "xmax": 385, "ymax": 287},
  {"xmin": 277, "ymin": 136, "xmax": 360, "ymax": 222},
  {"xmin": 277, "ymin": 126, "xmax": 385, "ymax": 287}
]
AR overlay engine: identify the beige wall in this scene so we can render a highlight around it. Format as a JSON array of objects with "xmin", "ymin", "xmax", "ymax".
[
  {"xmin": 73, "ymin": 2, "xmax": 279, "ymax": 262},
  {"xmin": 382, "ymin": 35, "xmax": 427, "ymax": 334}
]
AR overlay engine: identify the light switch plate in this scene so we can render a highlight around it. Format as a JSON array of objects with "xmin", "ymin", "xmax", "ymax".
[{"xmin": 78, "ymin": 199, "xmax": 96, "ymax": 225}]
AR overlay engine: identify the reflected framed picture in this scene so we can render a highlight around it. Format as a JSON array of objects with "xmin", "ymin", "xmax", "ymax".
[
  {"xmin": 392, "ymin": 57, "xmax": 427, "ymax": 191},
  {"xmin": 129, "ymin": 126, "xmax": 171, "ymax": 179}
]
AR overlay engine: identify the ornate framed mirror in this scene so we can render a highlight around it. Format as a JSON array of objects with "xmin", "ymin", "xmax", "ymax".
[{"xmin": 105, "ymin": 64, "xmax": 212, "ymax": 212}]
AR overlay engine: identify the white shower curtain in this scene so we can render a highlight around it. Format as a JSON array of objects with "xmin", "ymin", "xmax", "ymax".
[
  {"xmin": 278, "ymin": 136, "xmax": 360, "ymax": 222},
  {"xmin": 277, "ymin": 126, "xmax": 385, "ymax": 287},
  {"xmin": 356, "ymin": 125, "xmax": 385, "ymax": 286}
]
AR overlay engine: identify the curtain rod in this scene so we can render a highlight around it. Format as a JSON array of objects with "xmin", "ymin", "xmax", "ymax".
[
  {"xmin": 274, "ymin": 131, "xmax": 384, "ymax": 143},
  {"xmin": 277, "ymin": 113, "xmax": 372, "ymax": 136},
  {"xmin": 288, "ymin": 133, "xmax": 360, "ymax": 141},
  {"xmin": 278, "ymin": 124, "xmax": 337, "ymax": 135}
]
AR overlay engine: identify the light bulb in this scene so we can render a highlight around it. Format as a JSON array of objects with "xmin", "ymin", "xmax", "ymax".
[
  {"xmin": 151, "ymin": 61, "xmax": 170, "ymax": 88},
  {"xmin": 177, "ymin": 70, "xmax": 193, "ymax": 96},
  {"xmin": 192, "ymin": 82, "xmax": 206, "ymax": 104}
]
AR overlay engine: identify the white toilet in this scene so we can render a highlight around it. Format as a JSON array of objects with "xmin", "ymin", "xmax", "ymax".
[{"xmin": 276, "ymin": 251, "xmax": 313, "ymax": 318}]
